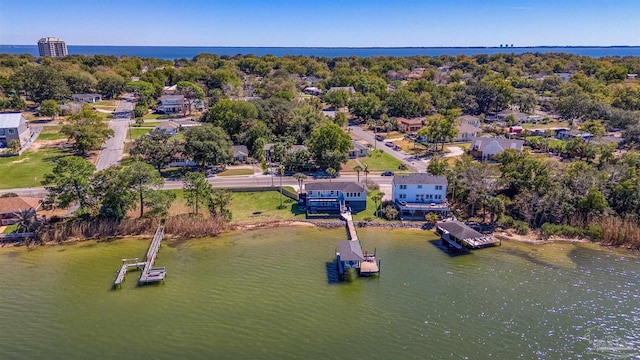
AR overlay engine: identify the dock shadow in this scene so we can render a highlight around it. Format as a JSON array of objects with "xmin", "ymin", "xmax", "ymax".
[
  {"xmin": 325, "ymin": 261, "xmax": 342, "ymax": 284},
  {"xmin": 428, "ymin": 239, "xmax": 472, "ymax": 257}
]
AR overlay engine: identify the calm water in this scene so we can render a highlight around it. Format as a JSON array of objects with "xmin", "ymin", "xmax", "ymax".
[
  {"xmin": 2, "ymin": 45, "xmax": 640, "ymax": 59},
  {"xmin": 0, "ymin": 227, "xmax": 638, "ymax": 359}
]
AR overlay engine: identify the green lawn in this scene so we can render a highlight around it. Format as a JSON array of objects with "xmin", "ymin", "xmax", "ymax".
[
  {"xmin": 127, "ymin": 128, "xmax": 151, "ymax": 140},
  {"xmin": 358, "ymin": 150, "xmax": 403, "ymax": 172},
  {"xmin": 229, "ymin": 191, "xmax": 304, "ymax": 222},
  {"xmin": 216, "ymin": 168, "xmax": 254, "ymax": 176},
  {"xmin": 37, "ymin": 126, "xmax": 67, "ymax": 141},
  {"xmin": 0, "ymin": 147, "xmax": 71, "ymax": 189},
  {"xmin": 352, "ymin": 190, "xmax": 389, "ymax": 222}
]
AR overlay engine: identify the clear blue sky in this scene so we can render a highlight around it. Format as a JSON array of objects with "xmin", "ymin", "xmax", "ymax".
[{"xmin": 1, "ymin": 0, "xmax": 639, "ymax": 47}]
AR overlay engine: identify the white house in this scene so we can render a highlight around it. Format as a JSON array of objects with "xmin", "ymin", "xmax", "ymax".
[
  {"xmin": 157, "ymin": 95, "xmax": 185, "ymax": 114},
  {"xmin": 0, "ymin": 113, "xmax": 31, "ymax": 149},
  {"xmin": 469, "ymin": 137, "xmax": 524, "ymax": 160},
  {"xmin": 456, "ymin": 115, "xmax": 483, "ymax": 141},
  {"xmin": 392, "ymin": 173, "xmax": 449, "ymax": 219},
  {"xmin": 72, "ymin": 93, "xmax": 102, "ymax": 103},
  {"xmin": 305, "ymin": 182, "xmax": 368, "ymax": 214},
  {"xmin": 349, "ymin": 140, "xmax": 370, "ymax": 158}
]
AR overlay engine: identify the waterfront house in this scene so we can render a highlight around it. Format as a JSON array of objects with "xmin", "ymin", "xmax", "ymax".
[
  {"xmin": 157, "ymin": 95, "xmax": 186, "ymax": 114},
  {"xmin": 0, "ymin": 113, "xmax": 31, "ymax": 149},
  {"xmin": 396, "ymin": 117, "xmax": 424, "ymax": 133},
  {"xmin": 233, "ymin": 145, "xmax": 250, "ymax": 163},
  {"xmin": 0, "ymin": 196, "xmax": 42, "ymax": 226},
  {"xmin": 155, "ymin": 119, "xmax": 200, "ymax": 136},
  {"xmin": 348, "ymin": 140, "xmax": 369, "ymax": 158},
  {"xmin": 468, "ymin": 137, "xmax": 524, "ymax": 160},
  {"xmin": 72, "ymin": 93, "xmax": 102, "ymax": 103},
  {"xmin": 392, "ymin": 173, "xmax": 449, "ymax": 220},
  {"xmin": 456, "ymin": 115, "xmax": 483, "ymax": 141},
  {"xmin": 305, "ymin": 182, "xmax": 368, "ymax": 214}
]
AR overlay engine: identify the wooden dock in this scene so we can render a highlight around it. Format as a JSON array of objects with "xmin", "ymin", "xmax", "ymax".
[
  {"xmin": 340, "ymin": 211, "xmax": 359, "ymax": 241},
  {"xmin": 113, "ymin": 226, "xmax": 167, "ymax": 288}
]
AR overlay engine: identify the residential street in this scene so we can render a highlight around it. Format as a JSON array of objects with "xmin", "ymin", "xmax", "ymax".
[{"xmin": 95, "ymin": 95, "xmax": 134, "ymax": 171}]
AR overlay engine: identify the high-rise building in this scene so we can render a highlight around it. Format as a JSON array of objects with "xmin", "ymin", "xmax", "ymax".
[{"xmin": 37, "ymin": 37, "xmax": 68, "ymax": 57}]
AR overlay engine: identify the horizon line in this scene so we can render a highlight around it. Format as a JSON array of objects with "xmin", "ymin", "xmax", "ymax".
[{"xmin": 2, "ymin": 44, "xmax": 640, "ymax": 49}]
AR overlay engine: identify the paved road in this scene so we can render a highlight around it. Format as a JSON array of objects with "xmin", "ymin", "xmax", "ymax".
[
  {"xmin": 349, "ymin": 125, "xmax": 428, "ymax": 172},
  {"xmin": 0, "ymin": 174, "xmax": 393, "ymax": 197},
  {"xmin": 95, "ymin": 95, "xmax": 134, "ymax": 171}
]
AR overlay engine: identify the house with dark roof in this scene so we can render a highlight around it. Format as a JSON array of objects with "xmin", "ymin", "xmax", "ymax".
[
  {"xmin": 469, "ymin": 137, "xmax": 524, "ymax": 160},
  {"xmin": 436, "ymin": 220, "xmax": 500, "ymax": 250},
  {"xmin": 304, "ymin": 182, "xmax": 368, "ymax": 214},
  {"xmin": 392, "ymin": 173, "xmax": 449, "ymax": 219},
  {"xmin": 72, "ymin": 93, "xmax": 102, "ymax": 103},
  {"xmin": 396, "ymin": 117, "xmax": 424, "ymax": 133},
  {"xmin": 0, "ymin": 197, "xmax": 42, "ymax": 226},
  {"xmin": 0, "ymin": 113, "xmax": 31, "ymax": 149},
  {"xmin": 233, "ymin": 145, "xmax": 250, "ymax": 163}
]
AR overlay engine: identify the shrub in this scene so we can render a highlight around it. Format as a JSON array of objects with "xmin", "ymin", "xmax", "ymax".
[
  {"xmin": 365, "ymin": 179, "xmax": 379, "ymax": 191},
  {"xmin": 585, "ymin": 222, "xmax": 603, "ymax": 241},
  {"xmin": 513, "ymin": 220, "xmax": 529, "ymax": 235},
  {"xmin": 381, "ymin": 205, "xmax": 398, "ymax": 220},
  {"xmin": 497, "ymin": 215, "xmax": 514, "ymax": 227},
  {"xmin": 540, "ymin": 222, "xmax": 584, "ymax": 240}
]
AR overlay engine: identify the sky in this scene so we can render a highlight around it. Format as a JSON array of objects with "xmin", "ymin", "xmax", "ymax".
[{"xmin": 1, "ymin": 0, "xmax": 639, "ymax": 47}]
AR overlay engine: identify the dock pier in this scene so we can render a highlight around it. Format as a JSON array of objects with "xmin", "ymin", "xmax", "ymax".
[
  {"xmin": 113, "ymin": 226, "xmax": 167, "ymax": 288},
  {"xmin": 335, "ymin": 211, "xmax": 380, "ymax": 279}
]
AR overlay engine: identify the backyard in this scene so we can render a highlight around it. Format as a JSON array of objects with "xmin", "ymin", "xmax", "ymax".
[
  {"xmin": 0, "ymin": 147, "xmax": 71, "ymax": 189},
  {"xmin": 344, "ymin": 149, "xmax": 403, "ymax": 172}
]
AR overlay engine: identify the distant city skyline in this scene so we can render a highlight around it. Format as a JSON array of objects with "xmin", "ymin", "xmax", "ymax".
[{"xmin": 1, "ymin": 0, "xmax": 639, "ymax": 47}]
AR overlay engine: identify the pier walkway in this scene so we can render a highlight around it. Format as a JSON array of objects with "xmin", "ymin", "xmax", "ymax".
[
  {"xmin": 336, "ymin": 211, "xmax": 380, "ymax": 278},
  {"xmin": 340, "ymin": 211, "xmax": 359, "ymax": 241},
  {"xmin": 113, "ymin": 226, "xmax": 167, "ymax": 288}
]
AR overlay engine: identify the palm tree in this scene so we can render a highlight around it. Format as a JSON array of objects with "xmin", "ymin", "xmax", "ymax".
[
  {"xmin": 371, "ymin": 192, "xmax": 384, "ymax": 217},
  {"xmin": 12, "ymin": 209, "xmax": 41, "ymax": 233},
  {"xmin": 353, "ymin": 165, "xmax": 363, "ymax": 182},
  {"xmin": 363, "ymin": 164, "xmax": 370, "ymax": 183},
  {"xmin": 326, "ymin": 167, "xmax": 336, "ymax": 182},
  {"xmin": 293, "ymin": 172, "xmax": 307, "ymax": 193}
]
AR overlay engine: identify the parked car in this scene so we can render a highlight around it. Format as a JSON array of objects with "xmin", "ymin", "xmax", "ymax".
[
  {"xmin": 381, "ymin": 171, "xmax": 394, "ymax": 176},
  {"xmin": 385, "ymin": 142, "xmax": 394, "ymax": 147},
  {"xmin": 393, "ymin": 145, "xmax": 401, "ymax": 150},
  {"xmin": 375, "ymin": 134, "xmax": 385, "ymax": 141}
]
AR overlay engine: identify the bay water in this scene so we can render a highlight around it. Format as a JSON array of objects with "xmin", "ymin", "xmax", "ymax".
[{"xmin": 0, "ymin": 226, "xmax": 638, "ymax": 359}]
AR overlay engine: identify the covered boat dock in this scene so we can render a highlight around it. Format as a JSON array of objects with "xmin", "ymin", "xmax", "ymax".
[{"xmin": 436, "ymin": 220, "xmax": 500, "ymax": 250}]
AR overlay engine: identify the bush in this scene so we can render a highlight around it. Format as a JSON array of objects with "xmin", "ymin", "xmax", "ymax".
[
  {"xmin": 513, "ymin": 220, "xmax": 529, "ymax": 235},
  {"xmin": 365, "ymin": 179, "xmax": 379, "ymax": 191},
  {"xmin": 398, "ymin": 163, "xmax": 408, "ymax": 170},
  {"xmin": 585, "ymin": 222, "xmax": 603, "ymax": 241},
  {"xmin": 540, "ymin": 222, "xmax": 584, "ymax": 240},
  {"xmin": 381, "ymin": 204, "xmax": 398, "ymax": 220},
  {"xmin": 497, "ymin": 215, "xmax": 514, "ymax": 227}
]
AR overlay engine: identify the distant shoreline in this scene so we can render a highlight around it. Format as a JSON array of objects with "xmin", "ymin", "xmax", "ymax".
[{"xmin": 2, "ymin": 44, "xmax": 640, "ymax": 49}]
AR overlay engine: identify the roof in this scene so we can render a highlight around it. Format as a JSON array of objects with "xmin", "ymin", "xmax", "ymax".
[
  {"xmin": 0, "ymin": 197, "xmax": 41, "ymax": 214},
  {"xmin": 327, "ymin": 86, "xmax": 355, "ymax": 94},
  {"xmin": 458, "ymin": 122, "xmax": 482, "ymax": 134},
  {"xmin": 337, "ymin": 240, "xmax": 365, "ymax": 261},
  {"xmin": 305, "ymin": 182, "xmax": 367, "ymax": 193},
  {"xmin": 163, "ymin": 85, "xmax": 177, "ymax": 91},
  {"xmin": 159, "ymin": 95, "xmax": 185, "ymax": 102},
  {"xmin": 437, "ymin": 220, "xmax": 484, "ymax": 240},
  {"xmin": 558, "ymin": 129, "xmax": 592, "ymax": 137},
  {"xmin": 233, "ymin": 145, "xmax": 249, "ymax": 157},
  {"xmin": 0, "ymin": 113, "xmax": 25, "ymax": 129},
  {"xmin": 393, "ymin": 173, "xmax": 447, "ymax": 186},
  {"xmin": 72, "ymin": 93, "xmax": 101, "ymax": 98},
  {"xmin": 457, "ymin": 115, "xmax": 481, "ymax": 123},
  {"xmin": 396, "ymin": 117, "xmax": 424, "ymax": 125},
  {"xmin": 350, "ymin": 140, "xmax": 369, "ymax": 151},
  {"xmin": 470, "ymin": 137, "xmax": 524, "ymax": 152},
  {"xmin": 497, "ymin": 110, "xmax": 529, "ymax": 119},
  {"xmin": 38, "ymin": 37, "xmax": 65, "ymax": 42}
]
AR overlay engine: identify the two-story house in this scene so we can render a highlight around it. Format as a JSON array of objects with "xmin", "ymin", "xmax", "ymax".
[
  {"xmin": 157, "ymin": 95, "xmax": 186, "ymax": 114},
  {"xmin": 392, "ymin": 173, "xmax": 449, "ymax": 219},
  {"xmin": 0, "ymin": 113, "xmax": 31, "ymax": 149},
  {"xmin": 304, "ymin": 182, "xmax": 368, "ymax": 215}
]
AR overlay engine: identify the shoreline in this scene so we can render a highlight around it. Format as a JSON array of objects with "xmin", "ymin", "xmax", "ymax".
[{"xmin": 2, "ymin": 218, "xmax": 620, "ymax": 250}]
